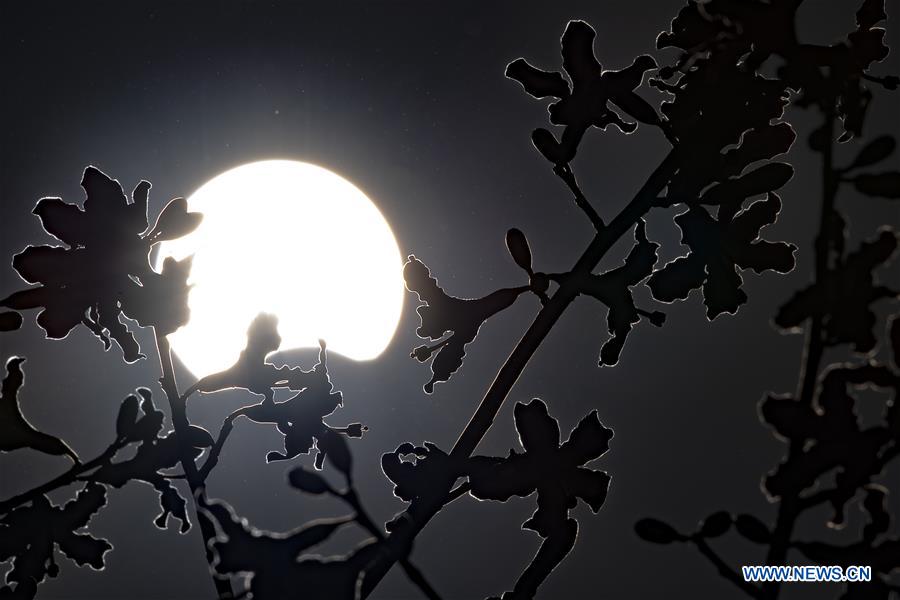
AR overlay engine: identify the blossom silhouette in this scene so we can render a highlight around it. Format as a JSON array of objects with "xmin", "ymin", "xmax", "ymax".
[
  {"xmin": 507, "ymin": 20, "xmax": 661, "ymax": 163},
  {"xmin": 190, "ymin": 314, "xmax": 364, "ymax": 469},
  {"xmin": 0, "ymin": 167, "xmax": 200, "ymax": 361},
  {"xmin": 404, "ymin": 256, "xmax": 528, "ymax": 393},
  {"xmin": 1, "ymin": 484, "xmax": 111, "ymax": 599},
  {"xmin": 649, "ymin": 194, "xmax": 797, "ymax": 318},
  {"xmin": 468, "ymin": 399, "xmax": 613, "ymax": 599},
  {"xmin": 775, "ymin": 228, "xmax": 898, "ymax": 352}
]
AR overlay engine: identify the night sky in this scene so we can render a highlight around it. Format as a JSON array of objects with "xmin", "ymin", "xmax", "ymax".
[{"xmin": 2, "ymin": 1, "xmax": 899, "ymax": 599}]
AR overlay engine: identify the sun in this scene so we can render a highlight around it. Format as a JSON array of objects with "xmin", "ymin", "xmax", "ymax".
[{"xmin": 155, "ymin": 160, "xmax": 404, "ymax": 377}]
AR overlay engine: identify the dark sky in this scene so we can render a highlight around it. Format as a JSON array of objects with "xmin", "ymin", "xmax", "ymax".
[{"xmin": 1, "ymin": 1, "xmax": 898, "ymax": 599}]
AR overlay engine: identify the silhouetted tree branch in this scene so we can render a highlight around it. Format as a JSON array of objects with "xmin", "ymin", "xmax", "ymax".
[{"xmin": 3, "ymin": 4, "xmax": 896, "ymax": 600}]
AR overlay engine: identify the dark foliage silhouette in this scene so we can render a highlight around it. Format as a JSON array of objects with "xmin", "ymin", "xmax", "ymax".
[
  {"xmin": 0, "ymin": 357, "xmax": 77, "ymax": 462},
  {"xmin": 1, "ymin": 3, "xmax": 897, "ymax": 600},
  {"xmin": 0, "ymin": 167, "xmax": 200, "ymax": 362},
  {"xmin": 636, "ymin": 1, "xmax": 900, "ymax": 598}
]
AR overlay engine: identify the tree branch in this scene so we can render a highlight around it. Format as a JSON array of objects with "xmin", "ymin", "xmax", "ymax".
[
  {"xmin": 339, "ymin": 488, "xmax": 443, "ymax": 600},
  {"xmin": 762, "ymin": 106, "xmax": 838, "ymax": 600},
  {"xmin": 154, "ymin": 331, "xmax": 234, "ymax": 600},
  {"xmin": 198, "ymin": 405, "xmax": 254, "ymax": 482},
  {"xmin": 553, "ymin": 163, "xmax": 605, "ymax": 230},
  {"xmin": 0, "ymin": 439, "xmax": 125, "ymax": 515},
  {"xmin": 359, "ymin": 148, "xmax": 681, "ymax": 597}
]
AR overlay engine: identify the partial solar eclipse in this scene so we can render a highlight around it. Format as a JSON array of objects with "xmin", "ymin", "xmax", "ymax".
[{"xmin": 156, "ymin": 160, "xmax": 404, "ymax": 377}]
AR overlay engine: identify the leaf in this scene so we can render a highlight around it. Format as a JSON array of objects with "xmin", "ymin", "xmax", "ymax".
[
  {"xmin": 318, "ymin": 429, "xmax": 352, "ymax": 477},
  {"xmin": 115, "ymin": 394, "xmax": 140, "ymax": 439},
  {"xmin": 635, "ymin": 519, "xmax": 683, "ymax": 544},
  {"xmin": 0, "ymin": 356, "xmax": 79, "ymax": 462},
  {"xmin": 505, "ymin": 59, "xmax": 569, "ymax": 99},
  {"xmin": 0, "ymin": 311, "xmax": 23, "ymax": 331},
  {"xmin": 854, "ymin": 172, "xmax": 900, "ymax": 198},
  {"xmin": 56, "ymin": 533, "xmax": 111, "ymax": 569},
  {"xmin": 857, "ymin": 0, "xmax": 887, "ymax": 28},
  {"xmin": 734, "ymin": 514, "xmax": 771, "ymax": 544},
  {"xmin": 288, "ymin": 467, "xmax": 333, "ymax": 495},
  {"xmin": 146, "ymin": 197, "xmax": 203, "ymax": 242},
  {"xmin": 699, "ymin": 511, "xmax": 732, "ymax": 538},
  {"xmin": 506, "ymin": 228, "xmax": 533, "ymax": 273},
  {"xmin": 699, "ymin": 162, "xmax": 794, "ymax": 206},
  {"xmin": 531, "ymin": 128, "xmax": 567, "ymax": 164},
  {"xmin": 848, "ymin": 136, "xmax": 895, "ymax": 170},
  {"xmin": 184, "ymin": 425, "xmax": 215, "ymax": 448}
]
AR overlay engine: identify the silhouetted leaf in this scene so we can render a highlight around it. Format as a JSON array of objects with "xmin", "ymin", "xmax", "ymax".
[
  {"xmin": 288, "ymin": 467, "xmax": 333, "ymax": 495},
  {"xmin": 530, "ymin": 128, "xmax": 568, "ymax": 164},
  {"xmin": 317, "ymin": 429, "xmax": 352, "ymax": 477},
  {"xmin": 699, "ymin": 163, "xmax": 794, "ymax": 206},
  {"xmin": 0, "ymin": 311, "xmax": 22, "ymax": 332},
  {"xmin": 506, "ymin": 228, "xmax": 533, "ymax": 274},
  {"xmin": 853, "ymin": 172, "xmax": 900, "ymax": 199},
  {"xmin": 734, "ymin": 514, "xmax": 771, "ymax": 544},
  {"xmin": 115, "ymin": 394, "xmax": 140, "ymax": 440},
  {"xmin": 634, "ymin": 519, "xmax": 682, "ymax": 544},
  {"xmin": 699, "ymin": 511, "xmax": 732, "ymax": 538},
  {"xmin": 847, "ymin": 136, "xmax": 896, "ymax": 170},
  {"xmin": 404, "ymin": 256, "xmax": 527, "ymax": 393},
  {"xmin": 184, "ymin": 425, "xmax": 214, "ymax": 448},
  {"xmin": 0, "ymin": 357, "xmax": 78, "ymax": 462},
  {"xmin": 145, "ymin": 197, "xmax": 202, "ymax": 242}
]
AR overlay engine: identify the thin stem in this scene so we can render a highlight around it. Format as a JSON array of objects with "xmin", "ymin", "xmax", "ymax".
[
  {"xmin": 154, "ymin": 332, "xmax": 234, "ymax": 600},
  {"xmin": 360, "ymin": 148, "xmax": 681, "ymax": 597},
  {"xmin": 693, "ymin": 537, "xmax": 763, "ymax": 599},
  {"xmin": 762, "ymin": 106, "xmax": 838, "ymax": 600},
  {"xmin": 340, "ymin": 489, "xmax": 443, "ymax": 600},
  {"xmin": 198, "ymin": 405, "xmax": 253, "ymax": 481},
  {"xmin": 553, "ymin": 163, "xmax": 605, "ymax": 230},
  {"xmin": 444, "ymin": 482, "xmax": 471, "ymax": 506},
  {"xmin": 0, "ymin": 439, "xmax": 125, "ymax": 515}
]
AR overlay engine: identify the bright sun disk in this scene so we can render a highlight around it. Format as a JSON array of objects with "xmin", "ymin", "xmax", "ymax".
[{"xmin": 155, "ymin": 160, "xmax": 404, "ymax": 377}]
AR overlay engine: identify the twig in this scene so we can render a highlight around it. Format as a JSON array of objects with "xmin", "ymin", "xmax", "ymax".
[
  {"xmin": 359, "ymin": 148, "xmax": 681, "ymax": 597},
  {"xmin": 693, "ymin": 537, "xmax": 763, "ymax": 599},
  {"xmin": 154, "ymin": 331, "xmax": 234, "ymax": 600},
  {"xmin": 198, "ymin": 405, "xmax": 254, "ymax": 481},
  {"xmin": 553, "ymin": 163, "xmax": 605, "ymax": 230},
  {"xmin": 762, "ymin": 106, "xmax": 838, "ymax": 600},
  {"xmin": 339, "ymin": 488, "xmax": 443, "ymax": 600},
  {"xmin": 0, "ymin": 439, "xmax": 125, "ymax": 515}
]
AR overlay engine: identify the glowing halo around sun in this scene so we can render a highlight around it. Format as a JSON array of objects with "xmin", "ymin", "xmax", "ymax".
[{"xmin": 155, "ymin": 160, "xmax": 404, "ymax": 378}]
